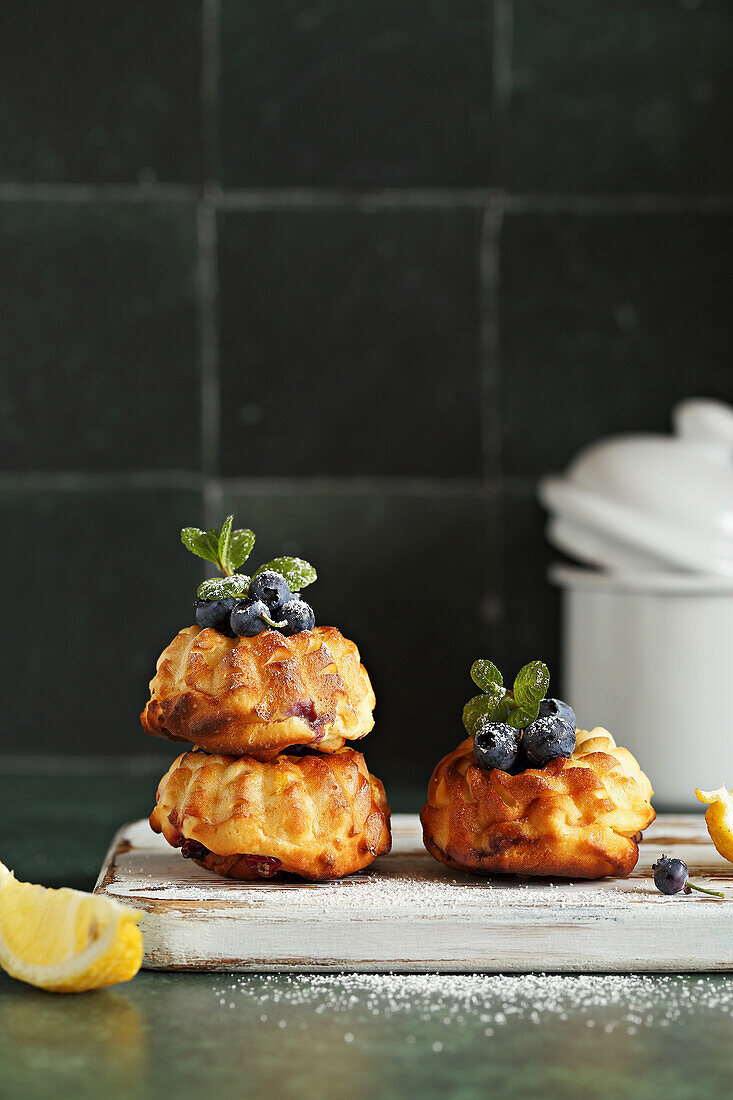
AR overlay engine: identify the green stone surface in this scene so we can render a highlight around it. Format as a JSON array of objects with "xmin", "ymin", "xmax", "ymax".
[{"xmin": 1, "ymin": 772, "xmax": 733, "ymax": 1099}]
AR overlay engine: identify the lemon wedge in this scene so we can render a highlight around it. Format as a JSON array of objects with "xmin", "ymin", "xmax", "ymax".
[
  {"xmin": 695, "ymin": 786, "xmax": 733, "ymax": 864},
  {"xmin": 0, "ymin": 861, "xmax": 143, "ymax": 993}
]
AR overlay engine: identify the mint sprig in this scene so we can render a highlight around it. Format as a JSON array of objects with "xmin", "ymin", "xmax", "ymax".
[
  {"xmin": 182, "ymin": 516, "xmax": 255, "ymax": 577},
  {"xmin": 462, "ymin": 658, "xmax": 550, "ymax": 736},
  {"xmin": 182, "ymin": 518, "xmax": 317, "ymax": 606}
]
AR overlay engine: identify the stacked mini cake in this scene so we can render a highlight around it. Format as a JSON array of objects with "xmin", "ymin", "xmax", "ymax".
[{"xmin": 142, "ymin": 519, "xmax": 391, "ymax": 881}]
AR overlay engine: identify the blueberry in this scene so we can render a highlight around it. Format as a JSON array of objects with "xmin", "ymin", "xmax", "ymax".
[
  {"xmin": 539, "ymin": 697, "xmax": 577, "ymax": 729},
  {"xmin": 473, "ymin": 721, "xmax": 520, "ymax": 772},
  {"xmin": 230, "ymin": 597, "xmax": 270, "ymax": 637},
  {"xmin": 652, "ymin": 855, "xmax": 688, "ymax": 895},
  {"xmin": 522, "ymin": 714, "xmax": 576, "ymax": 766},
  {"xmin": 279, "ymin": 598, "xmax": 315, "ymax": 636},
  {"xmin": 195, "ymin": 597, "xmax": 237, "ymax": 636},
  {"xmin": 250, "ymin": 570, "xmax": 291, "ymax": 612},
  {"xmin": 651, "ymin": 855, "xmax": 723, "ymax": 898}
]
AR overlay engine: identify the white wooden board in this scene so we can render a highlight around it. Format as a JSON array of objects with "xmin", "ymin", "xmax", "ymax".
[{"xmin": 94, "ymin": 813, "xmax": 733, "ymax": 973}]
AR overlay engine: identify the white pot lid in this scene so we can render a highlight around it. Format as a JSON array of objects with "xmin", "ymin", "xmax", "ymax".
[
  {"xmin": 538, "ymin": 399, "xmax": 733, "ymax": 577},
  {"xmin": 549, "ymin": 563, "xmax": 733, "ymax": 595}
]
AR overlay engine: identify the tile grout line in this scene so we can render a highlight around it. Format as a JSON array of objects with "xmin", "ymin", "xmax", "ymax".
[
  {"xmin": 0, "ymin": 471, "xmax": 535, "ymax": 495},
  {"xmin": 0, "ymin": 755, "xmax": 176, "ymax": 775},
  {"xmin": 484, "ymin": 0, "xmax": 513, "ymax": 630},
  {"xmin": 201, "ymin": 0, "xmax": 221, "ymax": 188},
  {"xmin": 478, "ymin": 202, "xmax": 504, "ymax": 484},
  {"xmin": 199, "ymin": 0, "xmax": 222, "ymax": 523},
  {"xmin": 492, "ymin": 0, "xmax": 514, "ymax": 116},
  {"xmin": 0, "ymin": 471, "xmax": 515, "ymax": 497},
  {"xmin": 1, "ymin": 182, "xmax": 732, "ymax": 213},
  {"xmin": 197, "ymin": 185, "xmax": 222, "ymax": 503}
]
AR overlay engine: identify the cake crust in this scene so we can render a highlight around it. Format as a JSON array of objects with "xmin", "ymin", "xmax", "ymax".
[
  {"xmin": 150, "ymin": 747, "xmax": 391, "ymax": 881},
  {"xmin": 141, "ymin": 624, "xmax": 375, "ymax": 760},
  {"xmin": 420, "ymin": 728, "xmax": 655, "ymax": 880}
]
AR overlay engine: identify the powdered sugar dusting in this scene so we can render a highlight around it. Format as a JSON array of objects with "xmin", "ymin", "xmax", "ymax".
[{"xmin": 210, "ymin": 972, "xmax": 733, "ymax": 1040}]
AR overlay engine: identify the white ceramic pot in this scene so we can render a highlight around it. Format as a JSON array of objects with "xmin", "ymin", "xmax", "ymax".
[
  {"xmin": 538, "ymin": 398, "xmax": 733, "ymax": 577},
  {"xmin": 552, "ymin": 565, "xmax": 733, "ymax": 810}
]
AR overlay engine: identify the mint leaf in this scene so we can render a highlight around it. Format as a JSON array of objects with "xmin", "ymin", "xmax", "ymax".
[
  {"xmin": 229, "ymin": 528, "xmax": 255, "ymax": 570},
  {"xmin": 255, "ymin": 557, "xmax": 317, "ymax": 591},
  {"xmin": 181, "ymin": 526, "xmax": 221, "ymax": 567},
  {"xmin": 508, "ymin": 707, "xmax": 531, "ymax": 731},
  {"xmin": 217, "ymin": 515, "xmax": 234, "ymax": 574},
  {"xmin": 204, "ymin": 527, "xmax": 222, "ymax": 562},
  {"xmin": 463, "ymin": 695, "xmax": 494, "ymax": 735},
  {"xmin": 462, "ymin": 692, "xmax": 509, "ymax": 735},
  {"xmin": 470, "ymin": 659, "xmax": 503, "ymax": 695},
  {"xmin": 513, "ymin": 660, "xmax": 550, "ymax": 711},
  {"xmin": 197, "ymin": 574, "xmax": 250, "ymax": 601}
]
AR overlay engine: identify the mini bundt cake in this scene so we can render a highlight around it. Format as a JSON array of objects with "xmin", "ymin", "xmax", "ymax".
[
  {"xmin": 150, "ymin": 747, "xmax": 391, "ymax": 881},
  {"xmin": 141, "ymin": 624, "xmax": 375, "ymax": 760},
  {"xmin": 421, "ymin": 728, "xmax": 655, "ymax": 880}
]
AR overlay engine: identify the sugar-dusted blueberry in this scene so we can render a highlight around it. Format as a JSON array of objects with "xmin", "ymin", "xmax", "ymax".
[
  {"xmin": 522, "ymin": 714, "xmax": 576, "ymax": 766},
  {"xmin": 539, "ymin": 697, "xmax": 577, "ymax": 729},
  {"xmin": 279, "ymin": 598, "xmax": 315, "ymax": 636},
  {"xmin": 195, "ymin": 596, "xmax": 237, "ymax": 636},
  {"xmin": 230, "ymin": 597, "xmax": 270, "ymax": 637},
  {"xmin": 250, "ymin": 570, "xmax": 291, "ymax": 612},
  {"xmin": 473, "ymin": 721, "xmax": 520, "ymax": 772}
]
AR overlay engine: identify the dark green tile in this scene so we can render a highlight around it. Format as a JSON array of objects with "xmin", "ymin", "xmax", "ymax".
[
  {"xmin": 0, "ymin": 203, "xmax": 200, "ymax": 472},
  {"xmin": 499, "ymin": 213, "xmax": 733, "ymax": 477},
  {"xmin": 0, "ymin": 2, "xmax": 203, "ymax": 183},
  {"xmin": 0, "ymin": 487, "xmax": 203, "ymax": 755},
  {"xmin": 500, "ymin": 488, "xmax": 560, "ymax": 686},
  {"xmin": 220, "ymin": 0, "xmax": 493, "ymax": 187},
  {"xmin": 218, "ymin": 210, "xmax": 483, "ymax": 477},
  {"xmin": 222, "ymin": 485, "xmax": 497, "ymax": 789},
  {"xmin": 505, "ymin": 0, "xmax": 733, "ymax": 193}
]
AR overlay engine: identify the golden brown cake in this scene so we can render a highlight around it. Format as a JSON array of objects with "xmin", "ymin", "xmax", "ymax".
[
  {"xmin": 150, "ymin": 747, "xmax": 391, "ymax": 881},
  {"xmin": 421, "ymin": 728, "xmax": 655, "ymax": 880},
  {"xmin": 141, "ymin": 624, "xmax": 375, "ymax": 760}
]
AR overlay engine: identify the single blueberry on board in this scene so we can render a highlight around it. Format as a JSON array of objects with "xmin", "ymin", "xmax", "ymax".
[{"xmin": 652, "ymin": 856, "xmax": 689, "ymax": 895}]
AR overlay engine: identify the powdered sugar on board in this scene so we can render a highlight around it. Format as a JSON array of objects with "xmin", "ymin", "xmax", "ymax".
[{"xmin": 94, "ymin": 814, "xmax": 733, "ymax": 973}]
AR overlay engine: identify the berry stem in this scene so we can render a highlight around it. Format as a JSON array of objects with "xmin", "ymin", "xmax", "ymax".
[
  {"xmin": 262, "ymin": 612, "xmax": 287, "ymax": 629},
  {"xmin": 686, "ymin": 881, "xmax": 724, "ymax": 899}
]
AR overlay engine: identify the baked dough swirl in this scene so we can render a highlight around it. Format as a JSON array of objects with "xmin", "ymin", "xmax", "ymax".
[
  {"xmin": 141, "ymin": 624, "xmax": 375, "ymax": 760},
  {"xmin": 421, "ymin": 728, "xmax": 655, "ymax": 880},
  {"xmin": 150, "ymin": 747, "xmax": 391, "ymax": 881}
]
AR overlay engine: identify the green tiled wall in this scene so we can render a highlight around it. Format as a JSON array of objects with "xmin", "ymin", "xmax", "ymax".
[{"xmin": 1, "ymin": 1, "xmax": 731, "ymax": 789}]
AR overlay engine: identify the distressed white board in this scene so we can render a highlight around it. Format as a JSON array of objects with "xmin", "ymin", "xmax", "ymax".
[{"xmin": 94, "ymin": 813, "xmax": 733, "ymax": 973}]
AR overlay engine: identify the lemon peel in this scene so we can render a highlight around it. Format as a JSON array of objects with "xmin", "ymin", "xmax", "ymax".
[
  {"xmin": 0, "ymin": 860, "xmax": 142, "ymax": 993},
  {"xmin": 695, "ymin": 785, "xmax": 733, "ymax": 864}
]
